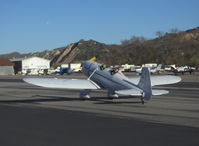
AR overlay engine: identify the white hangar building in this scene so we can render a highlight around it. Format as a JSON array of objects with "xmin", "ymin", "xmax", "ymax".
[
  {"xmin": 22, "ymin": 57, "xmax": 50, "ymax": 75},
  {"xmin": 11, "ymin": 57, "xmax": 50, "ymax": 75}
]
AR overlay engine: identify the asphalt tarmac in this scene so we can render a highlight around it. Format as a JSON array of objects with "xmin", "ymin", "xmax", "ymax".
[{"xmin": 0, "ymin": 73, "xmax": 199, "ymax": 146}]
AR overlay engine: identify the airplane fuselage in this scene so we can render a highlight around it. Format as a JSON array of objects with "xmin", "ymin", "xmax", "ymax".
[{"xmin": 82, "ymin": 61, "xmax": 141, "ymax": 94}]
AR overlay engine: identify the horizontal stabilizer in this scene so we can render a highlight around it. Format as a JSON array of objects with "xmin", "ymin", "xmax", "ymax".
[
  {"xmin": 115, "ymin": 89, "xmax": 142, "ymax": 96},
  {"xmin": 128, "ymin": 75, "xmax": 181, "ymax": 86},
  {"xmin": 115, "ymin": 89, "xmax": 169, "ymax": 96},
  {"xmin": 152, "ymin": 89, "xmax": 169, "ymax": 95}
]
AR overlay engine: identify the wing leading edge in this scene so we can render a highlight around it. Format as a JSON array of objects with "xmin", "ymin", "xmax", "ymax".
[{"xmin": 23, "ymin": 78, "xmax": 99, "ymax": 89}]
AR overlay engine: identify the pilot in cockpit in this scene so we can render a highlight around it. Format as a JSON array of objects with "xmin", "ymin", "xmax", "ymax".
[
  {"xmin": 100, "ymin": 64, "xmax": 106, "ymax": 70},
  {"xmin": 110, "ymin": 67, "xmax": 119, "ymax": 75}
]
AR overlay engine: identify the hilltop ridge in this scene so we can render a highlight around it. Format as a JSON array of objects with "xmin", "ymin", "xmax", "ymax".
[{"xmin": 1, "ymin": 27, "xmax": 199, "ymax": 67}]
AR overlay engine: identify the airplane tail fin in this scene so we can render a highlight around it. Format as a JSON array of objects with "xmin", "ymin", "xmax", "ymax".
[
  {"xmin": 156, "ymin": 64, "xmax": 162, "ymax": 71},
  {"xmin": 67, "ymin": 63, "xmax": 72, "ymax": 75},
  {"xmin": 138, "ymin": 67, "xmax": 152, "ymax": 100},
  {"xmin": 170, "ymin": 66, "xmax": 177, "ymax": 71}
]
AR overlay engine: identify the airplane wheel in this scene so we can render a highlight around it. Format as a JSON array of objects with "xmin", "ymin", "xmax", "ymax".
[
  {"xmin": 141, "ymin": 99, "xmax": 144, "ymax": 104},
  {"xmin": 80, "ymin": 90, "xmax": 91, "ymax": 100},
  {"xmin": 141, "ymin": 93, "xmax": 144, "ymax": 104},
  {"xmin": 80, "ymin": 98, "xmax": 87, "ymax": 101}
]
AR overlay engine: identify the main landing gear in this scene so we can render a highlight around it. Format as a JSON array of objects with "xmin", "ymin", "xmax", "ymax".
[
  {"xmin": 80, "ymin": 90, "xmax": 91, "ymax": 100},
  {"xmin": 108, "ymin": 91, "xmax": 119, "ymax": 100}
]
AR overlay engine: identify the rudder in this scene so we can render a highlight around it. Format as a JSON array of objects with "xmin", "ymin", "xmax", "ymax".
[{"xmin": 138, "ymin": 67, "xmax": 152, "ymax": 100}]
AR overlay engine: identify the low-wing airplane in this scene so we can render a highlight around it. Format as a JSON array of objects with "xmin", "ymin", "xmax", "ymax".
[
  {"xmin": 23, "ymin": 60, "xmax": 181, "ymax": 104},
  {"xmin": 170, "ymin": 66, "xmax": 195, "ymax": 75},
  {"xmin": 136, "ymin": 64, "xmax": 162, "ymax": 74}
]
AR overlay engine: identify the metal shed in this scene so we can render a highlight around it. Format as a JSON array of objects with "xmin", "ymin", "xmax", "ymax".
[{"xmin": 0, "ymin": 58, "xmax": 14, "ymax": 75}]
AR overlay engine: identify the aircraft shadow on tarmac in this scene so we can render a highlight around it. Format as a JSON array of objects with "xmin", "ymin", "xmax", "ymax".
[{"xmin": 0, "ymin": 95, "xmax": 142, "ymax": 104}]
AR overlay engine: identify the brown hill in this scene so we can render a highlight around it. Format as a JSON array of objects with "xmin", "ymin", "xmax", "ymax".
[{"xmin": 1, "ymin": 27, "xmax": 199, "ymax": 67}]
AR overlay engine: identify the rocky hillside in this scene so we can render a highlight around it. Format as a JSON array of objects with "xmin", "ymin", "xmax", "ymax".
[
  {"xmin": 0, "ymin": 40, "xmax": 109, "ymax": 67},
  {"xmin": 1, "ymin": 27, "xmax": 199, "ymax": 67}
]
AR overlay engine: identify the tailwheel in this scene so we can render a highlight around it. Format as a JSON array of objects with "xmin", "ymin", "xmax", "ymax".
[
  {"xmin": 141, "ymin": 92, "xmax": 145, "ymax": 104},
  {"xmin": 141, "ymin": 97, "xmax": 144, "ymax": 104}
]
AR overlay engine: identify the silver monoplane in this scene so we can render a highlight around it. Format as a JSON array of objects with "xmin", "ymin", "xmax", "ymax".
[{"xmin": 23, "ymin": 60, "xmax": 181, "ymax": 104}]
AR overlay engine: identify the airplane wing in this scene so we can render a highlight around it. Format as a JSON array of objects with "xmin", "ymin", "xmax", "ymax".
[
  {"xmin": 23, "ymin": 78, "xmax": 99, "ymax": 89},
  {"xmin": 128, "ymin": 75, "xmax": 181, "ymax": 86}
]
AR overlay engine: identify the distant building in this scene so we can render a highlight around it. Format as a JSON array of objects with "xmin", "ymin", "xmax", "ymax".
[
  {"xmin": 142, "ymin": 63, "xmax": 157, "ymax": 68},
  {"xmin": 0, "ymin": 58, "xmax": 14, "ymax": 75},
  {"xmin": 10, "ymin": 58, "xmax": 23, "ymax": 74},
  {"xmin": 61, "ymin": 63, "xmax": 81, "ymax": 72},
  {"xmin": 11, "ymin": 57, "xmax": 50, "ymax": 75}
]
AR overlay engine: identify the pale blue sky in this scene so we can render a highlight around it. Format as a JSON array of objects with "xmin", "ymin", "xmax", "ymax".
[{"xmin": 0, "ymin": 0, "xmax": 198, "ymax": 54}]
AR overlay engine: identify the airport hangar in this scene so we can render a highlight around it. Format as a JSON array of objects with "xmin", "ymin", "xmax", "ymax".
[{"xmin": 10, "ymin": 56, "xmax": 50, "ymax": 75}]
